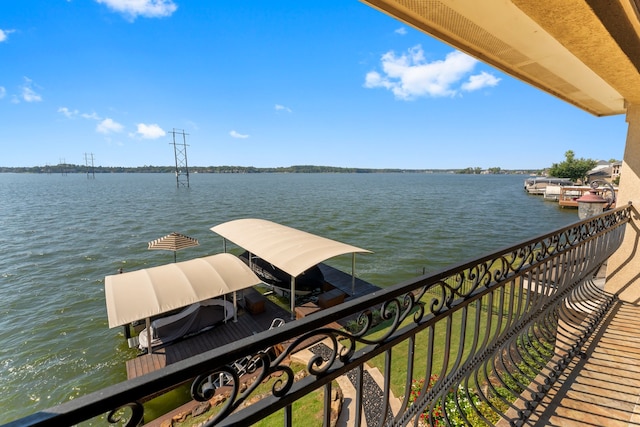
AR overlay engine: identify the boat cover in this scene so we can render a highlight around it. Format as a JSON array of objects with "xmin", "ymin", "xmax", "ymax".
[
  {"xmin": 210, "ymin": 218, "xmax": 372, "ymax": 277},
  {"xmin": 137, "ymin": 299, "xmax": 234, "ymax": 349},
  {"xmin": 104, "ymin": 253, "xmax": 261, "ymax": 328}
]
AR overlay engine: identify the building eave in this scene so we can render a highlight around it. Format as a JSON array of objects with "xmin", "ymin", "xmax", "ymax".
[{"xmin": 361, "ymin": 0, "xmax": 640, "ymax": 117}]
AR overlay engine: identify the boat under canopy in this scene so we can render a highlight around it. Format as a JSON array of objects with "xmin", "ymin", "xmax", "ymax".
[
  {"xmin": 238, "ymin": 251, "xmax": 326, "ymax": 296},
  {"xmin": 104, "ymin": 253, "xmax": 262, "ymax": 343},
  {"xmin": 210, "ymin": 218, "xmax": 372, "ymax": 315}
]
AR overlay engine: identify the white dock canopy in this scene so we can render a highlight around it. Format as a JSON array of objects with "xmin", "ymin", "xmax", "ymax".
[
  {"xmin": 210, "ymin": 218, "xmax": 372, "ymax": 315},
  {"xmin": 104, "ymin": 253, "xmax": 262, "ymax": 328}
]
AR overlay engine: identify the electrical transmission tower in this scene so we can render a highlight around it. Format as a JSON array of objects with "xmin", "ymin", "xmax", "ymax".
[
  {"xmin": 170, "ymin": 129, "xmax": 190, "ymax": 188},
  {"xmin": 84, "ymin": 153, "xmax": 95, "ymax": 179}
]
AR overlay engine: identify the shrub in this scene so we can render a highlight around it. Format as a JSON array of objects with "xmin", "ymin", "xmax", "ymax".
[{"xmin": 408, "ymin": 375, "xmax": 493, "ymax": 427}]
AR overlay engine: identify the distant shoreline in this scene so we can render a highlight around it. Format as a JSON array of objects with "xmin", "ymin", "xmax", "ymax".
[{"xmin": 0, "ymin": 165, "xmax": 540, "ymax": 175}]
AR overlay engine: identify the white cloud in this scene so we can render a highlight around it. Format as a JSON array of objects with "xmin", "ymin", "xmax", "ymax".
[
  {"xmin": 364, "ymin": 45, "xmax": 499, "ymax": 100},
  {"xmin": 61, "ymin": 109, "xmax": 167, "ymax": 141},
  {"xmin": 58, "ymin": 107, "xmax": 102, "ymax": 120},
  {"xmin": 275, "ymin": 104, "xmax": 292, "ymax": 113},
  {"xmin": 135, "ymin": 123, "xmax": 165, "ymax": 139},
  {"xmin": 95, "ymin": 0, "xmax": 177, "ymax": 20},
  {"xmin": 395, "ymin": 27, "xmax": 407, "ymax": 35},
  {"xmin": 81, "ymin": 111, "xmax": 101, "ymax": 120},
  {"xmin": 21, "ymin": 77, "xmax": 42, "ymax": 102},
  {"xmin": 58, "ymin": 107, "xmax": 79, "ymax": 118},
  {"xmin": 0, "ymin": 29, "xmax": 15, "ymax": 43},
  {"xmin": 461, "ymin": 71, "xmax": 501, "ymax": 91},
  {"xmin": 230, "ymin": 130, "xmax": 249, "ymax": 139},
  {"xmin": 0, "ymin": 87, "xmax": 6, "ymax": 99},
  {"xmin": 97, "ymin": 118, "xmax": 124, "ymax": 134}
]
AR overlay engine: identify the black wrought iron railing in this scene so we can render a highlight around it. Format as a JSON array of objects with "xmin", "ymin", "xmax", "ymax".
[{"xmin": 6, "ymin": 204, "xmax": 632, "ymax": 427}]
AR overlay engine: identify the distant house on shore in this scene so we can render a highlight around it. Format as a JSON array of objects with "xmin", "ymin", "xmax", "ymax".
[
  {"xmin": 612, "ymin": 162, "xmax": 622, "ymax": 178},
  {"xmin": 586, "ymin": 160, "xmax": 622, "ymax": 184}
]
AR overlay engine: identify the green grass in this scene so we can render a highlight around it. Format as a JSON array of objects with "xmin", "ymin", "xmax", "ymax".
[
  {"xmin": 172, "ymin": 363, "xmax": 336, "ymax": 427},
  {"xmin": 363, "ymin": 284, "xmax": 523, "ymax": 400},
  {"xmin": 254, "ymin": 386, "xmax": 333, "ymax": 427}
]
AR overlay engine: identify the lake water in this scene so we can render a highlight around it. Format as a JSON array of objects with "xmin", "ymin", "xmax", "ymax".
[{"xmin": 0, "ymin": 172, "xmax": 578, "ymax": 424}]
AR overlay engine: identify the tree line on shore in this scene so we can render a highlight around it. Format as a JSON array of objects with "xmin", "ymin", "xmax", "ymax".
[{"xmin": 0, "ymin": 164, "xmax": 538, "ymax": 175}]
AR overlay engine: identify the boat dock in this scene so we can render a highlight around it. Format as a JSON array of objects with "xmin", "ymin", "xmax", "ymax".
[
  {"xmin": 125, "ymin": 263, "xmax": 380, "ymax": 380},
  {"xmin": 558, "ymin": 185, "xmax": 619, "ymax": 208},
  {"xmin": 317, "ymin": 263, "xmax": 380, "ymax": 299},
  {"xmin": 125, "ymin": 288, "xmax": 289, "ymax": 379}
]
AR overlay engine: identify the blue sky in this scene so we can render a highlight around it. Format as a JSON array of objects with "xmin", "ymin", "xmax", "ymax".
[{"xmin": 0, "ymin": 0, "xmax": 628, "ymax": 169}]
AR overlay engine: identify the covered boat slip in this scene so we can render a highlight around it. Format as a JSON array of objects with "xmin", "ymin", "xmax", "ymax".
[
  {"xmin": 124, "ymin": 263, "xmax": 377, "ymax": 379},
  {"xmin": 125, "ymin": 287, "xmax": 290, "ymax": 380},
  {"xmin": 105, "ymin": 253, "xmax": 263, "ymax": 328},
  {"xmin": 104, "ymin": 253, "xmax": 263, "ymax": 351},
  {"xmin": 107, "ymin": 219, "xmax": 376, "ymax": 379},
  {"xmin": 211, "ymin": 218, "xmax": 373, "ymax": 315}
]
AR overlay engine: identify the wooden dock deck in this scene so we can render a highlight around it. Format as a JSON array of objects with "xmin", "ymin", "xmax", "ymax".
[
  {"xmin": 125, "ymin": 263, "xmax": 381, "ymax": 380},
  {"xmin": 317, "ymin": 263, "xmax": 380, "ymax": 300},
  {"xmin": 125, "ymin": 289, "xmax": 290, "ymax": 380}
]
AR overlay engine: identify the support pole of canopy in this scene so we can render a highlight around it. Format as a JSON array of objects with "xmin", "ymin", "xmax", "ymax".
[
  {"xmin": 146, "ymin": 317, "xmax": 152, "ymax": 354},
  {"xmin": 223, "ymin": 295, "xmax": 227, "ymax": 324},
  {"xmin": 290, "ymin": 276, "xmax": 296, "ymax": 320},
  {"xmin": 233, "ymin": 291, "xmax": 238, "ymax": 322},
  {"xmin": 223, "ymin": 238, "xmax": 227, "ymax": 253},
  {"xmin": 352, "ymin": 253, "xmax": 356, "ymax": 295}
]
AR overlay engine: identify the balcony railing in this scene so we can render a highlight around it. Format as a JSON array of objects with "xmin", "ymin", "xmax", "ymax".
[{"xmin": 6, "ymin": 204, "xmax": 632, "ymax": 427}]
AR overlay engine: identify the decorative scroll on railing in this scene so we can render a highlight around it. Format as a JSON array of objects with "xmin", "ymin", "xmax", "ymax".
[{"xmin": 6, "ymin": 204, "xmax": 632, "ymax": 427}]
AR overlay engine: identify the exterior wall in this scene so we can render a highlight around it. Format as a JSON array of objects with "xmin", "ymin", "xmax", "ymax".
[
  {"xmin": 612, "ymin": 162, "xmax": 622, "ymax": 178},
  {"xmin": 606, "ymin": 104, "xmax": 640, "ymax": 302}
]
